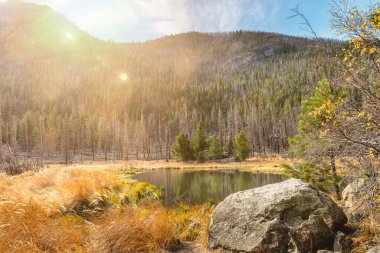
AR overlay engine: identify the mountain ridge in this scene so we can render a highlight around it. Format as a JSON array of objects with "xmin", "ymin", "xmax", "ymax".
[{"xmin": 0, "ymin": 1, "xmax": 339, "ymax": 161}]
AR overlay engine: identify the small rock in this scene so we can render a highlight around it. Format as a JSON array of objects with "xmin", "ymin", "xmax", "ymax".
[
  {"xmin": 367, "ymin": 245, "xmax": 380, "ymax": 253},
  {"xmin": 174, "ymin": 242, "xmax": 208, "ymax": 253},
  {"xmin": 334, "ymin": 231, "xmax": 353, "ymax": 253},
  {"xmin": 342, "ymin": 179, "xmax": 366, "ymax": 207},
  {"xmin": 316, "ymin": 251, "xmax": 338, "ymax": 253},
  {"xmin": 342, "ymin": 179, "xmax": 367, "ymax": 219}
]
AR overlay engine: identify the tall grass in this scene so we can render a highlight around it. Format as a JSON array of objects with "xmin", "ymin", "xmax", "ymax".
[
  {"xmin": 0, "ymin": 169, "xmax": 213, "ymax": 253},
  {"xmin": 0, "ymin": 200, "xmax": 88, "ymax": 253},
  {"xmin": 89, "ymin": 203, "xmax": 179, "ymax": 253}
]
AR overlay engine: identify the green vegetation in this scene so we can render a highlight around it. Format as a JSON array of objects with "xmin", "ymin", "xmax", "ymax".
[
  {"xmin": 172, "ymin": 128, "xmax": 251, "ymax": 162},
  {"xmin": 235, "ymin": 130, "xmax": 251, "ymax": 161},
  {"xmin": 226, "ymin": 137, "xmax": 235, "ymax": 157},
  {"xmin": 207, "ymin": 136, "xmax": 224, "ymax": 160},
  {"xmin": 192, "ymin": 123, "xmax": 207, "ymax": 163},
  {"xmin": 286, "ymin": 80, "xmax": 343, "ymax": 198},
  {"xmin": 171, "ymin": 132, "xmax": 194, "ymax": 161}
]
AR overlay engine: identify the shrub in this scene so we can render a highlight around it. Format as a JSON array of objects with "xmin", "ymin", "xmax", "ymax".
[{"xmin": 0, "ymin": 145, "xmax": 44, "ymax": 176}]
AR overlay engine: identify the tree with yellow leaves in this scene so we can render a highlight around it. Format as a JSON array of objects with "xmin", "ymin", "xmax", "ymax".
[
  {"xmin": 328, "ymin": 1, "xmax": 380, "ymax": 177},
  {"xmin": 288, "ymin": 1, "xmax": 380, "ymax": 204}
]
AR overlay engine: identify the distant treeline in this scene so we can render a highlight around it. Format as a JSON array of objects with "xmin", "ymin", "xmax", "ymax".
[{"xmin": 0, "ymin": 1, "xmax": 341, "ymax": 162}]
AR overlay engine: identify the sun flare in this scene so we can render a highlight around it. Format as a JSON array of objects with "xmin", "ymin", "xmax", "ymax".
[
  {"xmin": 119, "ymin": 73, "xmax": 129, "ymax": 81},
  {"xmin": 64, "ymin": 32, "xmax": 75, "ymax": 41}
]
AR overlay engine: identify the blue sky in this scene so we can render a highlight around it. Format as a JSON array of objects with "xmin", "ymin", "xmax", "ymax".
[{"xmin": 5, "ymin": 0, "xmax": 375, "ymax": 42}]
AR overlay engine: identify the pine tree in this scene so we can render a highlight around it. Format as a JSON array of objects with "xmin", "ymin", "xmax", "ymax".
[
  {"xmin": 287, "ymin": 80, "xmax": 342, "ymax": 199},
  {"xmin": 226, "ymin": 137, "xmax": 235, "ymax": 157},
  {"xmin": 172, "ymin": 132, "xmax": 194, "ymax": 161},
  {"xmin": 235, "ymin": 130, "xmax": 251, "ymax": 161},
  {"xmin": 192, "ymin": 122, "xmax": 207, "ymax": 163},
  {"xmin": 208, "ymin": 136, "xmax": 224, "ymax": 160}
]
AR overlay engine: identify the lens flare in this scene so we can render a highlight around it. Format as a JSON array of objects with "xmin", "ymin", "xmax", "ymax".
[
  {"xmin": 119, "ymin": 73, "xmax": 129, "ymax": 81},
  {"xmin": 65, "ymin": 32, "xmax": 75, "ymax": 41}
]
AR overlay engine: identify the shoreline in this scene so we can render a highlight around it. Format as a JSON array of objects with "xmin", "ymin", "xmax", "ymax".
[{"xmin": 45, "ymin": 157, "xmax": 289, "ymax": 174}]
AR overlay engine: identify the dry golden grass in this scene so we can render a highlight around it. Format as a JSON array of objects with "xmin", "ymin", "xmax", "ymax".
[
  {"xmin": 59, "ymin": 170, "xmax": 122, "ymax": 212},
  {"xmin": 88, "ymin": 203, "xmax": 178, "ymax": 253},
  {"xmin": 47, "ymin": 156, "xmax": 288, "ymax": 174},
  {"xmin": 0, "ymin": 200, "xmax": 212, "ymax": 253},
  {"xmin": 170, "ymin": 203, "xmax": 213, "ymax": 246},
  {"xmin": 0, "ymin": 200, "xmax": 88, "ymax": 253},
  {"xmin": 0, "ymin": 168, "xmax": 213, "ymax": 253}
]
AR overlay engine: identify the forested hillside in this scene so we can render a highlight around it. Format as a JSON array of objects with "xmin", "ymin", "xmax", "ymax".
[{"xmin": 0, "ymin": 1, "xmax": 340, "ymax": 162}]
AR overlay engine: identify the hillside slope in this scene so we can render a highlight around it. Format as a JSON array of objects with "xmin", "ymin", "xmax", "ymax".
[{"xmin": 0, "ymin": 1, "xmax": 339, "ymax": 161}]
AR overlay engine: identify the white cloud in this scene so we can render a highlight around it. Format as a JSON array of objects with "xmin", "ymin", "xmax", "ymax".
[
  {"xmin": 5, "ymin": 0, "xmax": 281, "ymax": 41},
  {"xmin": 134, "ymin": 0, "xmax": 280, "ymax": 34}
]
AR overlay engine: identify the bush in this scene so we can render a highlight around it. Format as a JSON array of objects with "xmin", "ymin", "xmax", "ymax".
[{"xmin": 0, "ymin": 145, "xmax": 44, "ymax": 176}]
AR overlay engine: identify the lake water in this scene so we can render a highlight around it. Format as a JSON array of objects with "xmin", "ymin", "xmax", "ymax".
[{"xmin": 132, "ymin": 169, "xmax": 288, "ymax": 206}]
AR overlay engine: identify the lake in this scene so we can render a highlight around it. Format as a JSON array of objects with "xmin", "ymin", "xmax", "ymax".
[{"xmin": 132, "ymin": 169, "xmax": 288, "ymax": 206}]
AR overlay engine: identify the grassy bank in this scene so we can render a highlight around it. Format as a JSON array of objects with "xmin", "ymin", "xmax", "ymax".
[
  {"xmin": 47, "ymin": 156, "xmax": 288, "ymax": 175},
  {"xmin": 0, "ymin": 169, "xmax": 213, "ymax": 253}
]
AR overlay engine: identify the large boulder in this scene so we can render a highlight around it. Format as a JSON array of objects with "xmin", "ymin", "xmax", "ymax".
[{"xmin": 209, "ymin": 179, "xmax": 347, "ymax": 253}]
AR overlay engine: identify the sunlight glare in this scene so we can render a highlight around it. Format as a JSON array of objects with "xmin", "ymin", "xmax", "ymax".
[
  {"xmin": 119, "ymin": 73, "xmax": 129, "ymax": 81},
  {"xmin": 65, "ymin": 32, "xmax": 75, "ymax": 41}
]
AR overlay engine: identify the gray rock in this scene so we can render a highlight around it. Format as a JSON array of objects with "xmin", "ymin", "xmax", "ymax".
[
  {"xmin": 342, "ymin": 179, "xmax": 366, "ymax": 208},
  {"xmin": 333, "ymin": 231, "xmax": 352, "ymax": 253},
  {"xmin": 342, "ymin": 179, "xmax": 367, "ymax": 219},
  {"xmin": 174, "ymin": 242, "xmax": 209, "ymax": 253},
  {"xmin": 209, "ymin": 179, "xmax": 347, "ymax": 253},
  {"xmin": 290, "ymin": 215, "xmax": 335, "ymax": 253},
  {"xmin": 367, "ymin": 246, "xmax": 380, "ymax": 253}
]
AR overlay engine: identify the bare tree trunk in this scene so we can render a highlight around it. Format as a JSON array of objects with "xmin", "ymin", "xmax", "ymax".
[
  {"xmin": 25, "ymin": 118, "xmax": 29, "ymax": 157},
  {"xmin": 91, "ymin": 141, "xmax": 95, "ymax": 161}
]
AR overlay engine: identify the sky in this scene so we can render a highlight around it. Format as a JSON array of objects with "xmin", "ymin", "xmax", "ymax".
[{"xmin": 2, "ymin": 0, "xmax": 375, "ymax": 42}]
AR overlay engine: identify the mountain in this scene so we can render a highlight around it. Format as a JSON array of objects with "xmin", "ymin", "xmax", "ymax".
[{"xmin": 0, "ymin": 1, "xmax": 340, "ymax": 161}]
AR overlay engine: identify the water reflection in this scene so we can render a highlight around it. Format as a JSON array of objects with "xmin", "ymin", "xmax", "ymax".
[{"xmin": 132, "ymin": 169, "xmax": 288, "ymax": 206}]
